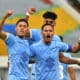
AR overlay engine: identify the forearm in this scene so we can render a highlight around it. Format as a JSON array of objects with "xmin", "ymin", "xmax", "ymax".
[
  {"xmin": 60, "ymin": 57, "xmax": 79, "ymax": 64},
  {"xmin": 0, "ymin": 14, "xmax": 8, "ymax": 39},
  {"xmin": 67, "ymin": 58, "xmax": 79, "ymax": 64},
  {"xmin": 0, "ymin": 15, "xmax": 8, "ymax": 31},
  {"xmin": 25, "ymin": 12, "xmax": 30, "ymax": 21},
  {"xmin": 59, "ymin": 53, "xmax": 80, "ymax": 64},
  {"xmin": 25, "ymin": 7, "xmax": 36, "ymax": 21},
  {"xmin": 0, "ymin": 10, "xmax": 12, "ymax": 40}
]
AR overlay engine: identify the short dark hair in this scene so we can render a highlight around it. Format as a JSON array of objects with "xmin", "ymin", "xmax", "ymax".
[
  {"xmin": 41, "ymin": 23, "xmax": 53, "ymax": 30},
  {"xmin": 43, "ymin": 11, "xmax": 57, "ymax": 20},
  {"xmin": 16, "ymin": 18, "xmax": 29, "ymax": 27},
  {"xmin": 59, "ymin": 35, "xmax": 63, "ymax": 42}
]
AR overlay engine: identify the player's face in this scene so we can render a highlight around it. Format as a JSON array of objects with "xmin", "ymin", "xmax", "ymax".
[
  {"xmin": 43, "ymin": 18, "xmax": 55, "ymax": 27},
  {"xmin": 15, "ymin": 21, "xmax": 28, "ymax": 38},
  {"xmin": 41, "ymin": 25, "xmax": 54, "ymax": 44}
]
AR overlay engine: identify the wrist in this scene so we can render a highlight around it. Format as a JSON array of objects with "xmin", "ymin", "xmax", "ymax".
[{"xmin": 26, "ymin": 12, "xmax": 30, "ymax": 16}]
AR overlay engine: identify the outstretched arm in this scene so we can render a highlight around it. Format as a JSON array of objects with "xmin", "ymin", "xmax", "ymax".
[
  {"xmin": 59, "ymin": 52, "xmax": 80, "ymax": 65},
  {"xmin": 0, "ymin": 10, "xmax": 13, "ymax": 40}
]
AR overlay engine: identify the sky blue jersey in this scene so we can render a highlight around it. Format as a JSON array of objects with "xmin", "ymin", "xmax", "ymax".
[
  {"xmin": 29, "ymin": 29, "xmax": 61, "ymax": 80},
  {"xmin": 5, "ymin": 33, "xmax": 31, "ymax": 80},
  {"xmin": 30, "ymin": 40, "xmax": 71, "ymax": 80},
  {"xmin": 59, "ymin": 53, "xmax": 71, "ymax": 80}
]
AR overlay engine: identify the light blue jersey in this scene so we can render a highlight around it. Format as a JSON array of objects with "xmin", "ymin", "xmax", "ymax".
[
  {"xmin": 5, "ymin": 33, "xmax": 31, "ymax": 80},
  {"xmin": 30, "ymin": 40, "xmax": 71, "ymax": 80},
  {"xmin": 59, "ymin": 53, "xmax": 71, "ymax": 80},
  {"xmin": 29, "ymin": 29, "xmax": 61, "ymax": 80}
]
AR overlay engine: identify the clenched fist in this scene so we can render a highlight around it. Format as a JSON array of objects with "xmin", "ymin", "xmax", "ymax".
[
  {"xmin": 27, "ymin": 7, "xmax": 36, "ymax": 14},
  {"xmin": 5, "ymin": 9, "xmax": 13, "ymax": 18}
]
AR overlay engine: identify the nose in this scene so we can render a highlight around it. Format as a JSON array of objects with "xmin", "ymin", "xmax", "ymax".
[
  {"xmin": 47, "ymin": 31, "xmax": 50, "ymax": 35},
  {"xmin": 20, "ymin": 26, "xmax": 25, "ymax": 29}
]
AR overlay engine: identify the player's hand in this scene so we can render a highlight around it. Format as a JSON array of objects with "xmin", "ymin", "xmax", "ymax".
[
  {"xmin": 5, "ymin": 9, "xmax": 13, "ymax": 18},
  {"xmin": 27, "ymin": 7, "xmax": 36, "ymax": 14}
]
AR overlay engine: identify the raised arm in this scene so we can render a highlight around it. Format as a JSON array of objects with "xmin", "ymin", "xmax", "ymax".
[
  {"xmin": 0, "ymin": 10, "xmax": 13, "ymax": 40},
  {"xmin": 25, "ymin": 7, "xmax": 36, "ymax": 21},
  {"xmin": 24, "ymin": 7, "xmax": 36, "ymax": 37}
]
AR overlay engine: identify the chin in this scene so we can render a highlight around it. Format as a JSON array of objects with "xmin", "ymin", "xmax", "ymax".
[
  {"xmin": 18, "ymin": 35, "xmax": 25, "ymax": 37},
  {"xmin": 45, "ymin": 40, "xmax": 51, "ymax": 44},
  {"xmin": 44, "ymin": 38, "xmax": 52, "ymax": 44}
]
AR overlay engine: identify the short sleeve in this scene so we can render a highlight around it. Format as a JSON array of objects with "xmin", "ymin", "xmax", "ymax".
[
  {"xmin": 30, "ymin": 29, "xmax": 41, "ymax": 41},
  {"xmin": 58, "ymin": 42, "xmax": 72, "ymax": 52},
  {"xmin": 5, "ymin": 33, "xmax": 15, "ymax": 47}
]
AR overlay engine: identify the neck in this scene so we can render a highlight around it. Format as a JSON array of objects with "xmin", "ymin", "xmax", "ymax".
[
  {"xmin": 43, "ymin": 40, "xmax": 51, "ymax": 45},
  {"xmin": 18, "ymin": 36, "xmax": 25, "ymax": 39}
]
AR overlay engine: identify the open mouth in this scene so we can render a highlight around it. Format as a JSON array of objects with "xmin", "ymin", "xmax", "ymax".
[{"xmin": 46, "ymin": 35, "xmax": 51, "ymax": 38}]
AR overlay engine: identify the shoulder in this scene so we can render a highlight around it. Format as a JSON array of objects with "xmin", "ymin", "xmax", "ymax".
[
  {"xmin": 30, "ymin": 41, "xmax": 42, "ymax": 53},
  {"xmin": 30, "ymin": 29, "xmax": 41, "ymax": 39},
  {"xmin": 6, "ymin": 33, "xmax": 15, "ymax": 40},
  {"xmin": 31, "ymin": 40, "xmax": 42, "ymax": 47},
  {"xmin": 53, "ymin": 34, "xmax": 61, "ymax": 42}
]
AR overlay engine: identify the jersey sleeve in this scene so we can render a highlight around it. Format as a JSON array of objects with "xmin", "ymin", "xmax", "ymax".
[
  {"xmin": 30, "ymin": 29, "xmax": 41, "ymax": 41},
  {"xmin": 59, "ymin": 42, "xmax": 72, "ymax": 52},
  {"xmin": 5, "ymin": 33, "xmax": 15, "ymax": 47}
]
